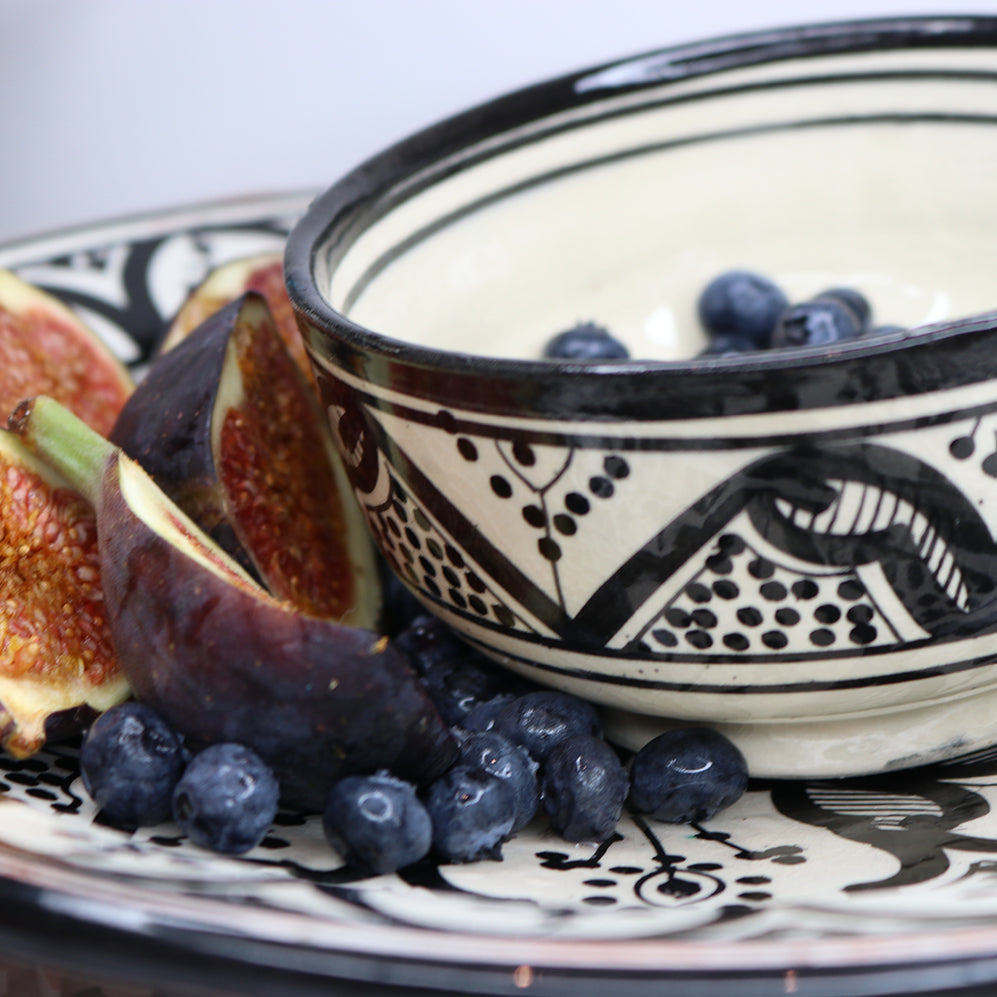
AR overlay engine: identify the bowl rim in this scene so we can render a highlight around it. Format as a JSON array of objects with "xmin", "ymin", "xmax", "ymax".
[{"xmin": 285, "ymin": 13, "xmax": 997, "ymax": 395}]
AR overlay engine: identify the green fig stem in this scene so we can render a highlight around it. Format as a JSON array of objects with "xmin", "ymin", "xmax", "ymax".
[{"xmin": 8, "ymin": 396, "xmax": 114, "ymax": 508}]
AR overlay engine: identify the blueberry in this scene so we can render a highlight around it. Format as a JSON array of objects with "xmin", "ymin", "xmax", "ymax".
[
  {"xmin": 459, "ymin": 694, "xmax": 516, "ymax": 734},
  {"xmin": 697, "ymin": 332, "xmax": 756, "ymax": 357},
  {"xmin": 815, "ymin": 286, "xmax": 872, "ymax": 334},
  {"xmin": 172, "ymin": 743, "xmax": 279, "ymax": 854},
  {"xmin": 424, "ymin": 765, "xmax": 517, "ymax": 863},
  {"xmin": 540, "ymin": 734, "xmax": 628, "ymax": 841},
  {"xmin": 394, "ymin": 616, "xmax": 519, "ymax": 726},
  {"xmin": 80, "ymin": 702, "xmax": 188, "ymax": 827},
  {"xmin": 323, "ymin": 772, "xmax": 432, "ymax": 874},
  {"xmin": 770, "ymin": 299, "xmax": 860, "ymax": 349},
  {"xmin": 697, "ymin": 270, "xmax": 788, "ymax": 349},
  {"xmin": 628, "ymin": 727, "xmax": 748, "ymax": 824},
  {"xmin": 492, "ymin": 690, "xmax": 602, "ymax": 761},
  {"xmin": 542, "ymin": 322, "xmax": 630, "ymax": 361},
  {"xmin": 457, "ymin": 731, "xmax": 539, "ymax": 832}
]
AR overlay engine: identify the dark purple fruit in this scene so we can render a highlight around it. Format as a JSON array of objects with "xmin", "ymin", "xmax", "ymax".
[
  {"xmin": 628, "ymin": 727, "xmax": 748, "ymax": 824},
  {"xmin": 11, "ymin": 397, "xmax": 457, "ymax": 811},
  {"xmin": 697, "ymin": 270, "xmax": 788, "ymax": 348},
  {"xmin": 492, "ymin": 690, "xmax": 602, "ymax": 761},
  {"xmin": 540, "ymin": 734, "xmax": 628, "ymax": 841},
  {"xmin": 424, "ymin": 765, "xmax": 517, "ymax": 863},
  {"xmin": 172, "ymin": 742, "xmax": 279, "ymax": 854},
  {"xmin": 110, "ymin": 292, "xmax": 382, "ymax": 627},
  {"xmin": 323, "ymin": 771, "xmax": 432, "ymax": 874},
  {"xmin": 770, "ymin": 299, "xmax": 860, "ymax": 349},
  {"xmin": 80, "ymin": 702, "xmax": 187, "ymax": 827},
  {"xmin": 542, "ymin": 322, "xmax": 630, "ymax": 361}
]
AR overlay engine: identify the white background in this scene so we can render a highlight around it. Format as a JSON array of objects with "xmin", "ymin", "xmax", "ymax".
[{"xmin": 1, "ymin": 0, "xmax": 992, "ymax": 245}]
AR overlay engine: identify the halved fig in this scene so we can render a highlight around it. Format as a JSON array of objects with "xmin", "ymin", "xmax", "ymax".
[
  {"xmin": 0, "ymin": 270, "xmax": 133, "ymax": 434},
  {"xmin": 110, "ymin": 291, "xmax": 381, "ymax": 627},
  {"xmin": 11, "ymin": 397, "xmax": 457, "ymax": 809},
  {"xmin": 160, "ymin": 252, "xmax": 313, "ymax": 384},
  {"xmin": 0, "ymin": 427, "xmax": 129, "ymax": 757}
]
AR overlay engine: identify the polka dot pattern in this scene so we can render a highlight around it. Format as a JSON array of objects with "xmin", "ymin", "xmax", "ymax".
[
  {"xmin": 643, "ymin": 533, "xmax": 893, "ymax": 654},
  {"xmin": 367, "ymin": 470, "xmax": 526, "ymax": 631}
]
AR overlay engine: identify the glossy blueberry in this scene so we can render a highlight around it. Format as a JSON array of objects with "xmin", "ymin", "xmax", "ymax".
[
  {"xmin": 542, "ymin": 322, "xmax": 630, "ymax": 361},
  {"xmin": 80, "ymin": 702, "xmax": 188, "ymax": 827},
  {"xmin": 815, "ymin": 286, "xmax": 872, "ymax": 334},
  {"xmin": 492, "ymin": 690, "xmax": 603, "ymax": 762},
  {"xmin": 323, "ymin": 772, "xmax": 432, "ymax": 874},
  {"xmin": 697, "ymin": 270, "xmax": 788, "ymax": 348},
  {"xmin": 424, "ymin": 765, "xmax": 517, "ymax": 863},
  {"xmin": 395, "ymin": 616, "xmax": 524, "ymax": 726},
  {"xmin": 459, "ymin": 694, "xmax": 516, "ymax": 734},
  {"xmin": 541, "ymin": 735, "xmax": 628, "ymax": 841},
  {"xmin": 770, "ymin": 299, "xmax": 860, "ymax": 349},
  {"xmin": 457, "ymin": 731, "xmax": 539, "ymax": 832},
  {"xmin": 697, "ymin": 332, "xmax": 757, "ymax": 357},
  {"xmin": 628, "ymin": 727, "xmax": 749, "ymax": 824},
  {"xmin": 172, "ymin": 743, "xmax": 279, "ymax": 854}
]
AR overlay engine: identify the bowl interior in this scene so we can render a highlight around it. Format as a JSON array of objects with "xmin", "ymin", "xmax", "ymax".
[{"xmin": 321, "ymin": 41, "xmax": 997, "ymax": 362}]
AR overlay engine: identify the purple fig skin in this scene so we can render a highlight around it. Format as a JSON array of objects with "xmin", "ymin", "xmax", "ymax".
[
  {"xmin": 12, "ymin": 398, "xmax": 456, "ymax": 811},
  {"xmin": 109, "ymin": 296, "xmax": 254, "ymax": 576},
  {"xmin": 96, "ymin": 469, "xmax": 456, "ymax": 810}
]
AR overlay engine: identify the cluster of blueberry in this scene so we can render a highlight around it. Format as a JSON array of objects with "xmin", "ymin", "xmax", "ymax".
[
  {"xmin": 79, "ymin": 616, "xmax": 748, "ymax": 872},
  {"xmin": 542, "ymin": 270, "xmax": 900, "ymax": 361},
  {"xmin": 80, "ymin": 707, "xmax": 280, "ymax": 855}
]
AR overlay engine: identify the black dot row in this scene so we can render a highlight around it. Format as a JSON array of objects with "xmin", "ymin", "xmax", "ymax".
[
  {"xmin": 651, "ymin": 623, "xmax": 878, "ymax": 650},
  {"xmin": 665, "ymin": 602, "xmax": 874, "ymax": 630}
]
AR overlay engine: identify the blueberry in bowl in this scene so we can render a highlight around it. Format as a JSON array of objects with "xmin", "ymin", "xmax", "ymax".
[{"xmin": 287, "ymin": 15, "xmax": 997, "ymax": 780}]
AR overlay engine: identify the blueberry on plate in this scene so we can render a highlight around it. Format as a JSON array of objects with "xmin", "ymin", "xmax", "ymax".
[
  {"xmin": 324, "ymin": 772, "xmax": 432, "ymax": 874},
  {"xmin": 80, "ymin": 702, "xmax": 188, "ymax": 827},
  {"xmin": 492, "ymin": 690, "xmax": 602, "ymax": 762},
  {"xmin": 697, "ymin": 270, "xmax": 788, "ymax": 349},
  {"xmin": 541, "ymin": 734, "xmax": 628, "ymax": 841},
  {"xmin": 424, "ymin": 765, "xmax": 517, "ymax": 863},
  {"xmin": 172, "ymin": 742, "xmax": 279, "ymax": 854},
  {"xmin": 770, "ymin": 298, "xmax": 860, "ymax": 349},
  {"xmin": 458, "ymin": 693, "xmax": 517, "ymax": 734},
  {"xmin": 628, "ymin": 727, "xmax": 748, "ymax": 824},
  {"xmin": 395, "ymin": 616, "xmax": 525, "ymax": 726},
  {"xmin": 542, "ymin": 322, "xmax": 630, "ymax": 361},
  {"xmin": 457, "ymin": 730, "xmax": 539, "ymax": 832}
]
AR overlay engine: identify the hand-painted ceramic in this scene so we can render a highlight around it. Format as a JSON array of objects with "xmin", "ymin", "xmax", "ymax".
[
  {"xmin": 286, "ymin": 15, "xmax": 997, "ymax": 779},
  {"xmin": 10, "ymin": 190, "xmax": 997, "ymax": 997}
]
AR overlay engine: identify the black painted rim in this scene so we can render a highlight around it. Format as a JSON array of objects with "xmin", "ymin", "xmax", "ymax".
[{"xmin": 285, "ymin": 13, "xmax": 997, "ymax": 421}]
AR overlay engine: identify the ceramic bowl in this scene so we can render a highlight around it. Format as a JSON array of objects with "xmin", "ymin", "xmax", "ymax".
[{"xmin": 286, "ymin": 15, "xmax": 997, "ymax": 780}]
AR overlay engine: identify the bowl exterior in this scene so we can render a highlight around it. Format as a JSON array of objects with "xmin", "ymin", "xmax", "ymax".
[{"xmin": 287, "ymin": 15, "xmax": 997, "ymax": 776}]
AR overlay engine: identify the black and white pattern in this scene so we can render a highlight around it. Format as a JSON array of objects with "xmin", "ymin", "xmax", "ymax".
[{"xmin": 8, "ymin": 194, "xmax": 997, "ymax": 993}]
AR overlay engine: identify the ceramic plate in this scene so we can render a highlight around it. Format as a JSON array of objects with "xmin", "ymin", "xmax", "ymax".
[{"xmin": 5, "ymin": 195, "xmax": 997, "ymax": 997}]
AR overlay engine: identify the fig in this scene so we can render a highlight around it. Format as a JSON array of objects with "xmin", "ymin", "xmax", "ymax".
[
  {"xmin": 0, "ymin": 427, "xmax": 129, "ymax": 757},
  {"xmin": 160, "ymin": 252, "xmax": 312, "ymax": 384},
  {"xmin": 10, "ymin": 397, "xmax": 457, "ymax": 809},
  {"xmin": 110, "ymin": 291, "xmax": 381, "ymax": 627},
  {"xmin": 0, "ymin": 270, "xmax": 133, "ymax": 434}
]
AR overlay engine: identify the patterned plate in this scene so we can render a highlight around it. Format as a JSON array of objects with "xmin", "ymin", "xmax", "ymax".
[{"xmin": 6, "ymin": 195, "xmax": 997, "ymax": 996}]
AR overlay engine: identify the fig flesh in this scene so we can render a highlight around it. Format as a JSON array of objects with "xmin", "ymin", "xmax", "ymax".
[
  {"xmin": 160, "ymin": 253, "xmax": 312, "ymax": 384},
  {"xmin": 0, "ymin": 427, "xmax": 129, "ymax": 756},
  {"xmin": 110, "ymin": 292, "xmax": 381, "ymax": 628},
  {"xmin": 0, "ymin": 270, "xmax": 133, "ymax": 434},
  {"xmin": 11, "ymin": 397, "xmax": 456, "ymax": 809}
]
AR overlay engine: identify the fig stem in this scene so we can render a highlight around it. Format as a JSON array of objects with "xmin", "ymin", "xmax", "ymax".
[{"xmin": 8, "ymin": 396, "xmax": 112, "ymax": 507}]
